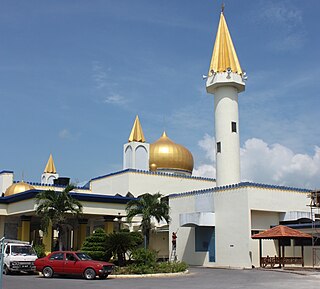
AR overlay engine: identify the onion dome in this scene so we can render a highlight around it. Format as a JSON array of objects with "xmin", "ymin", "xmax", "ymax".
[
  {"xmin": 5, "ymin": 181, "xmax": 35, "ymax": 197},
  {"xmin": 149, "ymin": 132, "xmax": 194, "ymax": 175}
]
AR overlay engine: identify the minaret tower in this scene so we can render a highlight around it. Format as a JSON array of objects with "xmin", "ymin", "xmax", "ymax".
[
  {"xmin": 206, "ymin": 7, "xmax": 246, "ymax": 187},
  {"xmin": 123, "ymin": 115, "xmax": 150, "ymax": 170},
  {"xmin": 41, "ymin": 154, "xmax": 59, "ymax": 184}
]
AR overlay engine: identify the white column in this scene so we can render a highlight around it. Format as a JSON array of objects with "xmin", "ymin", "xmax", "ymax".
[{"xmin": 214, "ymin": 86, "xmax": 240, "ymax": 186}]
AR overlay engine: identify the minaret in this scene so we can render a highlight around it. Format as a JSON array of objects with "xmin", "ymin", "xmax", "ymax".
[
  {"xmin": 41, "ymin": 154, "xmax": 59, "ymax": 184},
  {"xmin": 206, "ymin": 8, "xmax": 246, "ymax": 187},
  {"xmin": 123, "ymin": 115, "xmax": 150, "ymax": 170}
]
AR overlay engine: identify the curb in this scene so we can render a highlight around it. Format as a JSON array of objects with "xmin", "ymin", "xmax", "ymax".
[
  {"xmin": 110, "ymin": 270, "xmax": 189, "ymax": 278},
  {"xmin": 257, "ymin": 267, "xmax": 320, "ymax": 276}
]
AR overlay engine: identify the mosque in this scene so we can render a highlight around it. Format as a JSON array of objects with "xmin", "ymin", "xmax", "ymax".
[{"xmin": 0, "ymin": 9, "xmax": 316, "ymax": 268}]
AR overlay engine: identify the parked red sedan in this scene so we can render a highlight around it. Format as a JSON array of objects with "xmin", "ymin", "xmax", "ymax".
[{"xmin": 35, "ymin": 251, "xmax": 114, "ymax": 280}]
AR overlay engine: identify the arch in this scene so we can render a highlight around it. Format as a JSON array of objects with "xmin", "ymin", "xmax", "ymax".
[
  {"xmin": 125, "ymin": 145, "xmax": 133, "ymax": 168},
  {"xmin": 135, "ymin": 145, "xmax": 147, "ymax": 169}
]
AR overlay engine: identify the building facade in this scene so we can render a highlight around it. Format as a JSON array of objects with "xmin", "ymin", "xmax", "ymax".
[{"xmin": 0, "ymin": 8, "xmax": 317, "ymax": 268}]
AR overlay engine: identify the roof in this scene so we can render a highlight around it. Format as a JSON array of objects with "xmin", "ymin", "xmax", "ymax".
[
  {"xmin": 0, "ymin": 189, "xmax": 135, "ymax": 204},
  {"xmin": 208, "ymin": 11, "xmax": 242, "ymax": 75},
  {"xmin": 252, "ymin": 225, "xmax": 312, "ymax": 239},
  {"xmin": 44, "ymin": 154, "xmax": 57, "ymax": 173},
  {"xmin": 128, "ymin": 115, "xmax": 146, "ymax": 142}
]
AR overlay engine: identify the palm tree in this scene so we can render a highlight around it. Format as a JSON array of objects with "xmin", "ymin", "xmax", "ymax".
[
  {"xmin": 126, "ymin": 193, "xmax": 170, "ymax": 249},
  {"xmin": 35, "ymin": 185, "xmax": 83, "ymax": 251},
  {"xmin": 105, "ymin": 231, "xmax": 143, "ymax": 266}
]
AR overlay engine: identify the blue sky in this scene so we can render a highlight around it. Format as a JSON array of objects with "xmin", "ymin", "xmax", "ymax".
[{"xmin": 1, "ymin": 0, "xmax": 320, "ymax": 189}]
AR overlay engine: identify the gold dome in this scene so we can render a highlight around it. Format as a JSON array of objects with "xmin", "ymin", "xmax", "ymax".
[
  {"xmin": 5, "ymin": 181, "xmax": 35, "ymax": 197},
  {"xmin": 149, "ymin": 132, "xmax": 194, "ymax": 174}
]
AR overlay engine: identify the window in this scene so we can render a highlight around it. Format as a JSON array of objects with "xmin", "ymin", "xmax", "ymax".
[
  {"xmin": 231, "ymin": 122, "xmax": 237, "ymax": 133},
  {"xmin": 49, "ymin": 252, "xmax": 64, "ymax": 260},
  {"xmin": 217, "ymin": 142, "xmax": 221, "ymax": 153},
  {"xmin": 66, "ymin": 253, "xmax": 77, "ymax": 261}
]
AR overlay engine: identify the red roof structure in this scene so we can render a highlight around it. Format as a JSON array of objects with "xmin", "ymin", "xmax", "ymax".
[{"xmin": 252, "ymin": 225, "xmax": 312, "ymax": 239}]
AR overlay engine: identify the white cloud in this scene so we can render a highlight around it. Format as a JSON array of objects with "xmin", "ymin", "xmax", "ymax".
[
  {"xmin": 254, "ymin": 1, "xmax": 306, "ymax": 52},
  {"xmin": 92, "ymin": 61, "xmax": 112, "ymax": 89},
  {"xmin": 91, "ymin": 61, "xmax": 128, "ymax": 107},
  {"xmin": 194, "ymin": 134, "xmax": 320, "ymax": 189},
  {"xmin": 260, "ymin": 2, "xmax": 302, "ymax": 28},
  {"xmin": 104, "ymin": 94, "xmax": 127, "ymax": 105},
  {"xmin": 58, "ymin": 129, "xmax": 80, "ymax": 141}
]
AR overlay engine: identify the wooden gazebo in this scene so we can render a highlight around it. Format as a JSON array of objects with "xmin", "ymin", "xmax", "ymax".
[{"xmin": 252, "ymin": 225, "xmax": 312, "ymax": 268}]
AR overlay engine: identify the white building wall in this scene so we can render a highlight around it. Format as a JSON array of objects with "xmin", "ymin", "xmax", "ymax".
[
  {"xmin": 123, "ymin": 142, "xmax": 149, "ymax": 171},
  {"xmin": 250, "ymin": 210, "xmax": 280, "ymax": 267},
  {"xmin": 248, "ymin": 187, "xmax": 310, "ymax": 267},
  {"xmin": 170, "ymin": 184, "xmax": 311, "ymax": 268},
  {"xmin": 91, "ymin": 171, "xmax": 215, "ymax": 197},
  {"xmin": 170, "ymin": 193, "xmax": 213, "ymax": 266},
  {"xmin": 0, "ymin": 171, "xmax": 13, "ymax": 195},
  {"xmin": 214, "ymin": 187, "xmax": 252, "ymax": 268}
]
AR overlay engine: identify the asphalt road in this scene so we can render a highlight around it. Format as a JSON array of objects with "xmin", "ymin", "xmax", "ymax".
[{"xmin": 3, "ymin": 267, "xmax": 320, "ymax": 289}]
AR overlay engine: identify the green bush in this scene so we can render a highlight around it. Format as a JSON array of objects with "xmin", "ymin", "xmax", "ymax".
[
  {"xmin": 81, "ymin": 228, "xmax": 111, "ymax": 261},
  {"xmin": 34, "ymin": 244, "xmax": 46, "ymax": 258},
  {"xmin": 113, "ymin": 261, "xmax": 188, "ymax": 275},
  {"xmin": 156, "ymin": 261, "xmax": 188, "ymax": 273},
  {"xmin": 131, "ymin": 248, "xmax": 157, "ymax": 266}
]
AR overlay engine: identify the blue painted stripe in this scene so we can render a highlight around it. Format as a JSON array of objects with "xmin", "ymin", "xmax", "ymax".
[
  {"xmin": 0, "ymin": 190, "xmax": 136, "ymax": 204},
  {"xmin": 91, "ymin": 168, "xmax": 216, "ymax": 182},
  {"xmin": 169, "ymin": 181, "xmax": 310, "ymax": 198}
]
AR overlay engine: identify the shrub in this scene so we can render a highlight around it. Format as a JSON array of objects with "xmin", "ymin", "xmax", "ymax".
[
  {"xmin": 113, "ymin": 261, "xmax": 188, "ymax": 275},
  {"xmin": 156, "ymin": 261, "xmax": 188, "ymax": 273},
  {"xmin": 81, "ymin": 228, "xmax": 111, "ymax": 261},
  {"xmin": 131, "ymin": 248, "xmax": 157, "ymax": 266},
  {"xmin": 34, "ymin": 244, "xmax": 46, "ymax": 258}
]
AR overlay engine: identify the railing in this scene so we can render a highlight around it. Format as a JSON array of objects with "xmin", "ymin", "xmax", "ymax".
[{"xmin": 260, "ymin": 256, "xmax": 304, "ymax": 268}]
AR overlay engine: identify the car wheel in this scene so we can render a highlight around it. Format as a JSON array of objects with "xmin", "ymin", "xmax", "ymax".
[
  {"xmin": 42, "ymin": 266, "xmax": 54, "ymax": 278},
  {"xmin": 84, "ymin": 268, "xmax": 96, "ymax": 280},
  {"xmin": 3, "ymin": 265, "xmax": 11, "ymax": 275}
]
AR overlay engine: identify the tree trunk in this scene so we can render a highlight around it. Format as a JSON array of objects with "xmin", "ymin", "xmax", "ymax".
[
  {"xmin": 58, "ymin": 227, "xmax": 64, "ymax": 251},
  {"xmin": 145, "ymin": 229, "xmax": 150, "ymax": 249}
]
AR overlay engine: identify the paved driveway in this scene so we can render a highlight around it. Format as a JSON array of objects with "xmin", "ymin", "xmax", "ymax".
[{"xmin": 3, "ymin": 267, "xmax": 320, "ymax": 289}]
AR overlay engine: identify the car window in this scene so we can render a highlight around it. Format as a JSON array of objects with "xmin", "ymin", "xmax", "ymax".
[
  {"xmin": 66, "ymin": 253, "xmax": 77, "ymax": 261},
  {"xmin": 5, "ymin": 246, "xmax": 10, "ymax": 254},
  {"xmin": 75, "ymin": 252, "xmax": 92, "ymax": 260},
  {"xmin": 49, "ymin": 252, "xmax": 64, "ymax": 260}
]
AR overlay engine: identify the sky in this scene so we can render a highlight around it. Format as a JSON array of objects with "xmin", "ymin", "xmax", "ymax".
[{"xmin": 1, "ymin": 0, "xmax": 320, "ymax": 189}]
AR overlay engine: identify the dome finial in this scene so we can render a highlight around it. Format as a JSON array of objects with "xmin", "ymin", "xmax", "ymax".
[
  {"xmin": 208, "ymin": 6, "xmax": 242, "ymax": 75},
  {"xmin": 44, "ymin": 154, "xmax": 57, "ymax": 173},
  {"xmin": 221, "ymin": 2, "xmax": 225, "ymax": 13},
  {"xmin": 128, "ymin": 115, "xmax": 146, "ymax": 143}
]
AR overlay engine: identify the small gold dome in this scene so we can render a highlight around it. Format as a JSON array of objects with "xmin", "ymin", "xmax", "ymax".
[
  {"xmin": 5, "ymin": 181, "xmax": 35, "ymax": 197},
  {"xmin": 149, "ymin": 132, "xmax": 194, "ymax": 174}
]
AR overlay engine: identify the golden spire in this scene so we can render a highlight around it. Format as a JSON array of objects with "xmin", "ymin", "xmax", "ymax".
[
  {"xmin": 208, "ymin": 9, "xmax": 242, "ymax": 75},
  {"xmin": 128, "ymin": 115, "xmax": 146, "ymax": 143},
  {"xmin": 44, "ymin": 154, "xmax": 57, "ymax": 173}
]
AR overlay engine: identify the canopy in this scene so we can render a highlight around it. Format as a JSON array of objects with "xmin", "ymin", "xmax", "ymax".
[{"xmin": 252, "ymin": 225, "xmax": 312, "ymax": 240}]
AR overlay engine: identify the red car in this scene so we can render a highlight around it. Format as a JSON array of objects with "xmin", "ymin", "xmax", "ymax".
[{"xmin": 34, "ymin": 251, "xmax": 114, "ymax": 280}]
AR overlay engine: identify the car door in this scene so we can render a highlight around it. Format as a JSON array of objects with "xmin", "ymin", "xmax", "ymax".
[
  {"xmin": 64, "ymin": 253, "xmax": 83, "ymax": 275},
  {"xmin": 48, "ymin": 252, "xmax": 65, "ymax": 274}
]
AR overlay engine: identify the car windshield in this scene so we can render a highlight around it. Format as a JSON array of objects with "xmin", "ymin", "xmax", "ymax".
[
  {"xmin": 11, "ymin": 245, "xmax": 36, "ymax": 255},
  {"xmin": 75, "ymin": 252, "xmax": 92, "ymax": 260}
]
